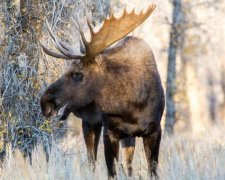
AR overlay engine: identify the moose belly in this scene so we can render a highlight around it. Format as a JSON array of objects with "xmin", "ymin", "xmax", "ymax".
[{"xmin": 105, "ymin": 114, "xmax": 156, "ymax": 137}]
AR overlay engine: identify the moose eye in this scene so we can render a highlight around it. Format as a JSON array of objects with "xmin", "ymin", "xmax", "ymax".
[{"xmin": 72, "ymin": 72, "xmax": 83, "ymax": 82}]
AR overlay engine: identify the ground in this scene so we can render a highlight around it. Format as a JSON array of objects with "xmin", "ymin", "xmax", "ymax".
[{"xmin": 1, "ymin": 123, "xmax": 224, "ymax": 180}]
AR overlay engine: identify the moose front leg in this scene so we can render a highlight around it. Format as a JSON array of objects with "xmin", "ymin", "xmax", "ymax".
[
  {"xmin": 93, "ymin": 123, "xmax": 102, "ymax": 160},
  {"xmin": 121, "ymin": 137, "xmax": 135, "ymax": 176},
  {"xmin": 82, "ymin": 121, "xmax": 102, "ymax": 168},
  {"xmin": 103, "ymin": 129, "xmax": 120, "ymax": 179},
  {"xmin": 142, "ymin": 125, "xmax": 162, "ymax": 179}
]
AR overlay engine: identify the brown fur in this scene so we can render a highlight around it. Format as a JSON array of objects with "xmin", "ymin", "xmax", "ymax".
[{"xmin": 41, "ymin": 36, "xmax": 165, "ymax": 178}]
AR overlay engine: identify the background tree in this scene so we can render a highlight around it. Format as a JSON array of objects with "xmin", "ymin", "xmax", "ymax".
[
  {"xmin": 165, "ymin": 0, "xmax": 182, "ymax": 135},
  {"xmin": 220, "ymin": 64, "xmax": 225, "ymax": 121},
  {"xmin": 164, "ymin": 0, "xmax": 223, "ymax": 134}
]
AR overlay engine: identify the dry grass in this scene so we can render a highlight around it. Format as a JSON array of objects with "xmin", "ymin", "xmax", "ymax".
[{"xmin": 1, "ymin": 127, "xmax": 224, "ymax": 180}]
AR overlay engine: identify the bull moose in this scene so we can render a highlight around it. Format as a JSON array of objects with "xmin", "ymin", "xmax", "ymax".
[{"xmin": 40, "ymin": 4, "xmax": 165, "ymax": 179}]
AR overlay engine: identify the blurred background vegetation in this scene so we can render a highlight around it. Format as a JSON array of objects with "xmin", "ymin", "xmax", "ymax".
[{"xmin": 0, "ymin": 0, "xmax": 224, "ymax": 166}]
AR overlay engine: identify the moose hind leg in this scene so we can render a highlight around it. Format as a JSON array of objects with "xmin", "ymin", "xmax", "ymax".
[
  {"xmin": 103, "ymin": 130, "xmax": 119, "ymax": 179},
  {"xmin": 142, "ymin": 125, "xmax": 162, "ymax": 179},
  {"xmin": 121, "ymin": 137, "xmax": 135, "ymax": 176}
]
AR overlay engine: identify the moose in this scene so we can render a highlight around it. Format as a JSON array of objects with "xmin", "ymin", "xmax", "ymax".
[{"xmin": 40, "ymin": 4, "xmax": 165, "ymax": 179}]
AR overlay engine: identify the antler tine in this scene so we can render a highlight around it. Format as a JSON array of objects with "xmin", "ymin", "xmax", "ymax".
[
  {"xmin": 46, "ymin": 22, "xmax": 73, "ymax": 57},
  {"xmin": 57, "ymin": 40, "xmax": 75, "ymax": 54},
  {"xmin": 54, "ymin": 33, "xmax": 84, "ymax": 56},
  {"xmin": 44, "ymin": 21, "xmax": 84, "ymax": 59},
  {"xmin": 40, "ymin": 41, "xmax": 71, "ymax": 59},
  {"xmin": 73, "ymin": 18, "xmax": 89, "ymax": 49},
  {"xmin": 86, "ymin": 16, "xmax": 94, "ymax": 36},
  {"xmin": 79, "ymin": 39, "xmax": 86, "ymax": 54}
]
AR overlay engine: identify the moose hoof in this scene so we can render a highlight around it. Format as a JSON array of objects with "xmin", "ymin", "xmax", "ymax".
[{"xmin": 150, "ymin": 161, "xmax": 158, "ymax": 179}]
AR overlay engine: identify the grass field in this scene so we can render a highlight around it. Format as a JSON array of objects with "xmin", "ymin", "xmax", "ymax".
[{"xmin": 1, "ymin": 126, "xmax": 224, "ymax": 180}]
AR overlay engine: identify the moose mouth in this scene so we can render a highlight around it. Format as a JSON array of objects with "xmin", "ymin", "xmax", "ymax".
[
  {"xmin": 56, "ymin": 103, "xmax": 70, "ymax": 121},
  {"xmin": 46, "ymin": 103, "xmax": 70, "ymax": 121}
]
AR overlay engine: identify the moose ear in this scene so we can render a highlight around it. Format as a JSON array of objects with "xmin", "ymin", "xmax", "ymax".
[{"xmin": 95, "ymin": 54, "xmax": 104, "ymax": 66}]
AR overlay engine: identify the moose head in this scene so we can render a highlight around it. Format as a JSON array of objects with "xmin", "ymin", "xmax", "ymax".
[{"xmin": 40, "ymin": 4, "xmax": 156, "ymax": 119}]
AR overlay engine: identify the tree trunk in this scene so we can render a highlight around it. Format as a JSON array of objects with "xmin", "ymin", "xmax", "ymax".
[
  {"xmin": 19, "ymin": 0, "xmax": 45, "ymax": 69},
  {"xmin": 165, "ymin": 0, "xmax": 182, "ymax": 135},
  {"xmin": 175, "ymin": 1, "xmax": 192, "ymax": 132},
  {"xmin": 207, "ymin": 71, "xmax": 217, "ymax": 121},
  {"xmin": 221, "ymin": 66, "xmax": 225, "ymax": 122}
]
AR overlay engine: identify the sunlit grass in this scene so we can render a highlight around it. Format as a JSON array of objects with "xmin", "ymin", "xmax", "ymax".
[{"xmin": 1, "ymin": 128, "xmax": 225, "ymax": 180}]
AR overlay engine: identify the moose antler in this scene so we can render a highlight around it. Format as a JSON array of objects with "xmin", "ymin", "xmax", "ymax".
[
  {"xmin": 41, "ymin": 4, "xmax": 156, "ymax": 61},
  {"xmin": 40, "ymin": 22, "xmax": 84, "ymax": 59}
]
